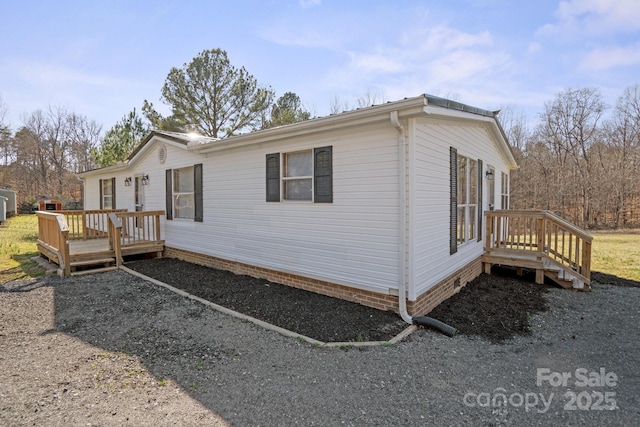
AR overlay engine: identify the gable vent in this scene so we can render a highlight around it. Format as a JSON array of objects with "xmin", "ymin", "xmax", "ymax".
[{"xmin": 158, "ymin": 145, "xmax": 167, "ymax": 164}]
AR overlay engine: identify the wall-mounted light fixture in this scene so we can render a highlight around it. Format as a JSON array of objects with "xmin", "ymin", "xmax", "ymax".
[
  {"xmin": 124, "ymin": 177, "xmax": 132, "ymax": 186},
  {"xmin": 141, "ymin": 174, "xmax": 149, "ymax": 185},
  {"xmin": 485, "ymin": 170, "xmax": 495, "ymax": 181}
]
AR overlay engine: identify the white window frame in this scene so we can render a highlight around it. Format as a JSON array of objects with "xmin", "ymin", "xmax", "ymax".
[
  {"xmin": 457, "ymin": 155, "xmax": 478, "ymax": 245},
  {"xmin": 102, "ymin": 179, "xmax": 113, "ymax": 210},
  {"xmin": 282, "ymin": 150, "xmax": 313, "ymax": 201},
  {"xmin": 501, "ymin": 172, "xmax": 510, "ymax": 209},
  {"xmin": 173, "ymin": 166, "xmax": 195, "ymax": 219}
]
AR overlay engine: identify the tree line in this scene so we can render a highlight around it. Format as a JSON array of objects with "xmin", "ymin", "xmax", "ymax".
[
  {"xmin": 507, "ymin": 85, "xmax": 640, "ymax": 229},
  {"xmin": 1, "ymin": 48, "xmax": 639, "ymax": 229},
  {"xmin": 0, "ymin": 49, "xmax": 312, "ymax": 210}
]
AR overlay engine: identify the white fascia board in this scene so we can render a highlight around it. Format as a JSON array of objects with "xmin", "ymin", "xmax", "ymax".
[
  {"xmin": 423, "ymin": 105, "xmax": 517, "ymax": 169},
  {"xmin": 127, "ymin": 135, "xmax": 191, "ymax": 167},
  {"xmin": 77, "ymin": 162, "xmax": 128, "ymax": 178}
]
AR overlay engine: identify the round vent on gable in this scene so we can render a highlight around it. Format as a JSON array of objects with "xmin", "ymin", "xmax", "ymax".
[{"xmin": 158, "ymin": 145, "xmax": 167, "ymax": 164}]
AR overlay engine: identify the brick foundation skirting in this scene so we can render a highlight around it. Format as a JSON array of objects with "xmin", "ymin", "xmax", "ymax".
[{"xmin": 163, "ymin": 246, "xmax": 482, "ymax": 316}]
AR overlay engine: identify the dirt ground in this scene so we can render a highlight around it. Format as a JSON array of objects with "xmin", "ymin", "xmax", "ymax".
[
  {"xmin": 2, "ymin": 260, "xmax": 638, "ymax": 426},
  {"xmin": 125, "ymin": 259, "xmax": 550, "ymax": 343}
]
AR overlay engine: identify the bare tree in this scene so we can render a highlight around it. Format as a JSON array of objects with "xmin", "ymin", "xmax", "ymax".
[{"xmin": 536, "ymin": 88, "xmax": 607, "ymax": 226}]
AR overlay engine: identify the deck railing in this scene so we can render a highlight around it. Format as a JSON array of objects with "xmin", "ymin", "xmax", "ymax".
[
  {"xmin": 484, "ymin": 210, "xmax": 593, "ymax": 285},
  {"xmin": 36, "ymin": 211, "xmax": 71, "ymax": 277},
  {"xmin": 54, "ymin": 209, "xmax": 128, "ymax": 240},
  {"xmin": 37, "ymin": 210, "xmax": 165, "ymax": 276},
  {"xmin": 116, "ymin": 210, "xmax": 164, "ymax": 248}
]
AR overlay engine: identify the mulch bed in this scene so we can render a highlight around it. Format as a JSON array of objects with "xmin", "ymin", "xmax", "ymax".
[{"xmin": 125, "ymin": 258, "xmax": 637, "ymax": 344}]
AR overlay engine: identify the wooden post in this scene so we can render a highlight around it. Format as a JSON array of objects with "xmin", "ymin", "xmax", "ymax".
[
  {"xmin": 108, "ymin": 213, "xmax": 123, "ymax": 267},
  {"xmin": 55, "ymin": 214, "xmax": 71, "ymax": 277},
  {"xmin": 82, "ymin": 212, "xmax": 87, "ymax": 240},
  {"xmin": 155, "ymin": 212, "xmax": 161, "ymax": 242},
  {"xmin": 582, "ymin": 239, "xmax": 592, "ymax": 283},
  {"xmin": 536, "ymin": 217, "xmax": 545, "ymax": 255}
]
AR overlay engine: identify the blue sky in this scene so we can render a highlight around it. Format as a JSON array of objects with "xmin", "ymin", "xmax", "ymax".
[{"xmin": 1, "ymin": 0, "xmax": 639, "ymax": 132}]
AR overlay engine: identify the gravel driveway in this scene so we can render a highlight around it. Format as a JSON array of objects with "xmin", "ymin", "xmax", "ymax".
[{"xmin": 1, "ymin": 269, "xmax": 638, "ymax": 426}]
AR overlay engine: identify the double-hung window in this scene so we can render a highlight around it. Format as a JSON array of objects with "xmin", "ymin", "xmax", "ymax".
[
  {"xmin": 173, "ymin": 166, "xmax": 195, "ymax": 219},
  {"xmin": 501, "ymin": 172, "xmax": 509, "ymax": 209},
  {"xmin": 457, "ymin": 155, "xmax": 477, "ymax": 245},
  {"xmin": 165, "ymin": 164, "xmax": 203, "ymax": 222},
  {"xmin": 99, "ymin": 178, "xmax": 115, "ymax": 209},
  {"xmin": 450, "ymin": 147, "xmax": 482, "ymax": 254},
  {"xmin": 266, "ymin": 146, "xmax": 332, "ymax": 203},
  {"xmin": 283, "ymin": 151, "xmax": 313, "ymax": 200}
]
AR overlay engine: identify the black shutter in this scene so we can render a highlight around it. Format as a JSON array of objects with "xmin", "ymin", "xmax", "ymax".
[
  {"xmin": 477, "ymin": 159, "xmax": 483, "ymax": 242},
  {"xmin": 99, "ymin": 179, "xmax": 103, "ymax": 209},
  {"xmin": 165, "ymin": 169, "xmax": 173, "ymax": 220},
  {"xmin": 450, "ymin": 147, "xmax": 458, "ymax": 255},
  {"xmin": 266, "ymin": 153, "xmax": 280, "ymax": 202},
  {"xmin": 111, "ymin": 177, "xmax": 116, "ymax": 209},
  {"xmin": 194, "ymin": 163, "xmax": 203, "ymax": 222},
  {"xmin": 314, "ymin": 146, "xmax": 333, "ymax": 203}
]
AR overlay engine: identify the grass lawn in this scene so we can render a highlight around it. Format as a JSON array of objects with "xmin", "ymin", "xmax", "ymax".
[
  {"xmin": 591, "ymin": 231, "xmax": 640, "ymax": 282},
  {"xmin": 0, "ymin": 214, "xmax": 638, "ymax": 284},
  {"xmin": 0, "ymin": 215, "xmax": 45, "ymax": 284}
]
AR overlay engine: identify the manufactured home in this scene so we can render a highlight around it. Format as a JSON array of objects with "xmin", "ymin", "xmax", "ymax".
[{"xmin": 68, "ymin": 94, "xmax": 590, "ymax": 319}]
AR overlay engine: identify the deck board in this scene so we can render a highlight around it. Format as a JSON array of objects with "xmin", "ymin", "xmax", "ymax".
[{"xmin": 69, "ymin": 239, "xmax": 111, "ymax": 256}]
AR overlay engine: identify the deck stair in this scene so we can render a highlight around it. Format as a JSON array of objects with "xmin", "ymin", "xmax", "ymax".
[{"xmin": 482, "ymin": 210, "xmax": 592, "ymax": 291}]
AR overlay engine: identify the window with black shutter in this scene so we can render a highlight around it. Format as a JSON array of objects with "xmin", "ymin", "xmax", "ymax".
[
  {"xmin": 314, "ymin": 146, "xmax": 332, "ymax": 203},
  {"xmin": 477, "ymin": 159, "xmax": 483, "ymax": 242},
  {"xmin": 266, "ymin": 153, "xmax": 280, "ymax": 202},
  {"xmin": 266, "ymin": 146, "xmax": 333, "ymax": 204},
  {"xmin": 450, "ymin": 147, "xmax": 458, "ymax": 255},
  {"xmin": 194, "ymin": 163, "xmax": 203, "ymax": 222},
  {"xmin": 165, "ymin": 169, "xmax": 173, "ymax": 220}
]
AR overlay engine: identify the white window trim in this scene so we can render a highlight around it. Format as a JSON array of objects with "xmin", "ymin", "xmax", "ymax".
[
  {"xmin": 173, "ymin": 166, "xmax": 195, "ymax": 220},
  {"xmin": 282, "ymin": 150, "xmax": 313, "ymax": 202},
  {"xmin": 457, "ymin": 155, "xmax": 478, "ymax": 246}
]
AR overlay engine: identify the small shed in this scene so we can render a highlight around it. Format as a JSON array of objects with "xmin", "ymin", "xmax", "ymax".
[
  {"xmin": 0, "ymin": 195, "xmax": 7, "ymax": 224},
  {"xmin": 38, "ymin": 199, "xmax": 63, "ymax": 211},
  {"xmin": 0, "ymin": 189, "xmax": 17, "ymax": 218}
]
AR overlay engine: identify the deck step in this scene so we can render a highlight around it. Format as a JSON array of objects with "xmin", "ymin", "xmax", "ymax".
[
  {"xmin": 71, "ymin": 266, "xmax": 119, "ymax": 276},
  {"xmin": 70, "ymin": 257, "xmax": 116, "ymax": 267}
]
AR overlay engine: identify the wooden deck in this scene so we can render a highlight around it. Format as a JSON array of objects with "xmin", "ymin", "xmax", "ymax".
[
  {"xmin": 482, "ymin": 210, "xmax": 592, "ymax": 290},
  {"xmin": 37, "ymin": 210, "xmax": 165, "ymax": 276}
]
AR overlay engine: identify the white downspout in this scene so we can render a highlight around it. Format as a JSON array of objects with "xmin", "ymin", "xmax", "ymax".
[{"xmin": 390, "ymin": 111, "xmax": 413, "ymax": 324}]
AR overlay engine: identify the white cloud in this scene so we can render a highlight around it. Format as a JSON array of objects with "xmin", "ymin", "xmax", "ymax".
[
  {"xmin": 581, "ymin": 43, "xmax": 640, "ymax": 70},
  {"xmin": 299, "ymin": 0, "xmax": 321, "ymax": 9},
  {"xmin": 327, "ymin": 24, "xmax": 510, "ymax": 100},
  {"xmin": 542, "ymin": 0, "xmax": 640, "ymax": 35}
]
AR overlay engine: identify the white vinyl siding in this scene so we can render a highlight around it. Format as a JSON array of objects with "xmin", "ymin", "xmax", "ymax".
[
  {"xmin": 102, "ymin": 126, "xmax": 402, "ymax": 295},
  {"xmin": 411, "ymin": 118, "xmax": 510, "ymax": 299}
]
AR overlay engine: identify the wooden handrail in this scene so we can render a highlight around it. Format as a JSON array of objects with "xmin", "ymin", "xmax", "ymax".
[
  {"xmin": 54, "ymin": 209, "xmax": 127, "ymax": 241},
  {"xmin": 542, "ymin": 210, "xmax": 593, "ymax": 242},
  {"xmin": 36, "ymin": 211, "xmax": 71, "ymax": 276},
  {"xmin": 115, "ymin": 211, "xmax": 165, "ymax": 248}
]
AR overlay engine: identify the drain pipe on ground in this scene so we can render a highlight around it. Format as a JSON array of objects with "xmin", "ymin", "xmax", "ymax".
[{"xmin": 390, "ymin": 111, "xmax": 456, "ymax": 338}]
